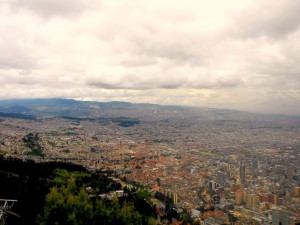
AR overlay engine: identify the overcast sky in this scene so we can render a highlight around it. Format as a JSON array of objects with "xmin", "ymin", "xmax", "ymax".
[{"xmin": 1, "ymin": 0, "xmax": 300, "ymax": 114}]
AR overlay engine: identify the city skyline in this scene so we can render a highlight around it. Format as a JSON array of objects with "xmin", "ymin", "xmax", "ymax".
[{"xmin": 1, "ymin": 0, "xmax": 300, "ymax": 114}]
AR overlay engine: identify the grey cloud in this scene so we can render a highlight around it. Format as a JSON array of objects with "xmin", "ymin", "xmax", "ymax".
[
  {"xmin": 87, "ymin": 73, "xmax": 186, "ymax": 90},
  {"xmin": 187, "ymin": 77, "xmax": 244, "ymax": 89},
  {"xmin": 0, "ymin": 51, "xmax": 36, "ymax": 71},
  {"xmin": 9, "ymin": 0, "xmax": 101, "ymax": 19},
  {"xmin": 86, "ymin": 68, "xmax": 244, "ymax": 90},
  {"xmin": 116, "ymin": 37, "xmax": 209, "ymax": 70},
  {"xmin": 236, "ymin": 33, "xmax": 300, "ymax": 90},
  {"xmin": 131, "ymin": 31, "xmax": 210, "ymax": 66},
  {"xmin": 232, "ymin": 0, "xmax": 300, "ymax": 38},
  {"xmin": 0, "ymin": 69, "xmax": 79, "ymax": 89},
  {"xmin": 216, "ymin": 77, "xmax": 245, "ymax": 88},
  {"xmin": 120, "ymin": 56, "xmax": 157, "ymax": 68},
  {"xmin": 142, "ymin": 42, "xmax": 200, "ymax": 63}
]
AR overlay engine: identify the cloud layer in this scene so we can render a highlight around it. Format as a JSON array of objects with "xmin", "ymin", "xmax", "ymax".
[{"xmin": 1, "ymin": 0, "xmax": 300, "ymax": 114}]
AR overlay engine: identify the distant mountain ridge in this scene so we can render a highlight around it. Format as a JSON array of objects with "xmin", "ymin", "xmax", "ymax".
[
  {"xmin": 0, "ymin": 111, "xmax": 36, "ymax": 120},
  {"xmin": 0, "ymin": 98, "xmax": 298, "ymax": 121},
  {"xmin": 0, "ymin": 98, "xmax": 190, "ymax": 118}
]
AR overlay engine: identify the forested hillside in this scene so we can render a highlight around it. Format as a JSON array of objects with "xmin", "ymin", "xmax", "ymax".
[{"xmin": 0, "ymin": 156, "xmax": 156, "ymax": 225}]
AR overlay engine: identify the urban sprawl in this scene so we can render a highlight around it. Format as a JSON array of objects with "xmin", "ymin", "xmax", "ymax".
[{"xmin": 0, "ymin": 116, "xmax": 299, "ymax": 224}]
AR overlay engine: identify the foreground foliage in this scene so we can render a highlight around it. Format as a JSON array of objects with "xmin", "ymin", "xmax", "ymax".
[
  {"xmin": 38, "ymin": 169, "xmax": 155, "ymax": 225},
  {"xmin": 0, "ymin": 157, "xmax": 156, "ymax": 225}
]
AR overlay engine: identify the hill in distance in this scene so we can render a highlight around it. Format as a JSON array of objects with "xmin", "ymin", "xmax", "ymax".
[{"xmin": 0, "ymin": 98, "xmax": 298, "ymax": 122}]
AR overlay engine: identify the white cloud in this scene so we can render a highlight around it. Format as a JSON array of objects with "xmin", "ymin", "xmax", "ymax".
[{"xmin": 0, "ymin": 0, "xmax": 300, "ymax": 114}]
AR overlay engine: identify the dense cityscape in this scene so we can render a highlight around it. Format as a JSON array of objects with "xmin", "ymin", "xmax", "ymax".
[
  {"xmin": 2, "ymin": 0, "xmax": 300, "ymax": 224},
  {"xmin": 1, "ymin": 106, "xmax": 299, "ymax": 224}
]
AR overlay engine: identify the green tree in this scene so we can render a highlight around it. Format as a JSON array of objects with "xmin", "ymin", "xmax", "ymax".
[
  {"xmin": 38, "ymin": 169, "xmax": 156, "ymax": 225},
  {"xmin": 136, "ymin": 188, "xmax": 151, "ymax": 202},
  {"xmin": 119, "ymin": 203, "xmax": 143, "ymax": 225},
  {"xmin": 38, "ymin": 179, "xmax": 93, "ymax": 225}
]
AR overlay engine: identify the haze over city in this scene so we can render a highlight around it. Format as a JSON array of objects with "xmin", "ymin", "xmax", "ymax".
[
  {"xmin": 1, "ymin": 2, "xmax": 300, "ymax": 224},
  {"xmin": 1, "ymin": 0, "xmax": 300, "ymax": 114}
]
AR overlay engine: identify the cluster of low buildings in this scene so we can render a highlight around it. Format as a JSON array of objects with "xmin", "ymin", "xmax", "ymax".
[{"xmin": 1, "ymin": 116, "xmax": 300, "ymax": 224}]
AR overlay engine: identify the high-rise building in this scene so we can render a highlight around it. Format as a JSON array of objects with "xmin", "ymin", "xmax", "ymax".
[
  {"xmin": 216, "ymin": 171, "xmax": 225, "ymax": 185},
  {"xmin": 253, "ymin": 159, "xmax": 260, "ymax": 169},
  {"xmin": 231, "ymin": 183, "xmax": 239, "ymax": 192},
  {"xmin": 173, "ymin": 192, "xmax": 178, "ymax": 205},
  {"xmin": 209, "ymin": 180, "xmax": 216, "ymax": 191},
  {"xmin": 243, "ymin": 188, "xmax": 248, "ymax": 203},
  {"xmin": 235, "ymin": 189, "xmax": 243, "ymax": 205},
  {"xmin": 240, "ymin": 164, "xmax": 246, "ymax": 183},
  {"xmin": 294, "ymin": 187, "xmax": 300, "ymax": 197},
  {"xmin": 198, "ymin": 177, "xmax": 205, "ymax": 187},
  {"xmin": 246, "ymin": 193, "xmax": 257, "ymax": 209},
  {"xmin": 285, "ymin": 165, "xmax": 294, "ymax": 180},
  {"xmin": 164, "ymin": 189, "xmax": 179, "ymax": 205},
  {"xmin": 164, "ymin": 189, "xmax": 172, "ymax": 199},
  {"xmin": 273, "ymin": 194, "xmax": 278, "ymax": 205}
]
